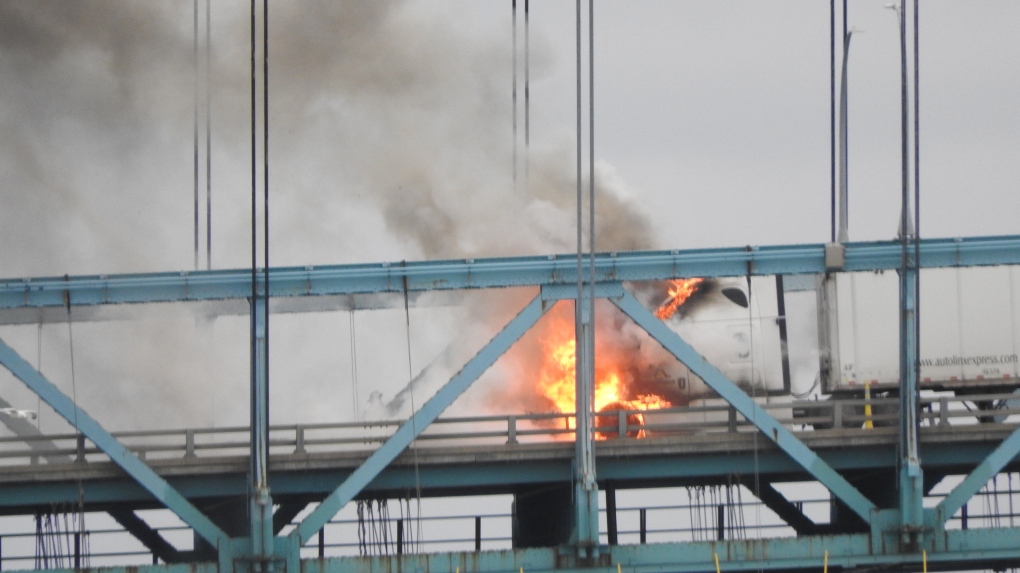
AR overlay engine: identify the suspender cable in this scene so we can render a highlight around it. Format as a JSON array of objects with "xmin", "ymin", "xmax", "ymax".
[
  {"xmin": 524, "ymin": 0, "xmax": 530, "ymax": 193},
  {"xmin": 205, "ymin": 0, "xmax": 212, "ymax": 270},
  {"xmin": 512, "ymin": 0, "xmax": 517, "ymax": 189},
  {"xmin": 249, "ymin": 0, "xmax": 259, "ymax": 495},
  {"xmin": 263, "ymin": 0, "xmax": 270, "ymax": 439},
  {"xmin": 587, "ymin": 0, "xmax": 595, "ymax": 383},
  {"xmin": 193, "ymin": 0, "xmax": 200, "ymax": 270},
  {"xmin": 574, "ymin": 0, "xmax": 582, "ymax": 357},
  {"xmin": 249, "ymin": 0, "xmax": 255, "ymax": 385},
  {"xmin": 829, "ymin": 0, "xmax": 835, "ymax": 243},
  {"xmin": 898, "ymin": 2, "xmax": 908, "ymax": 240},
  {"xmin": 913, "ymin": 0, "xmax": 921, "ymax": 415},
  {"xmin": 575, "ymin": 0, "xmax": 582, "ymax": 306}
]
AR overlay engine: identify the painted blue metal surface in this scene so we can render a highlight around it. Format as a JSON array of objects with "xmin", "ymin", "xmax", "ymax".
[
  {"xmin": 611, "ymin": 290, "xmax": 878, "ymax": 523},
  {"xmin": 935, "ymin": 424, "xmax": 1020, "ymax": 524},
  {"xmin": 3, "ymin": 236, "xmax": 1019, "ymax": 310},
  {"xmin": 250, "ymin": 296, "xmax": 274, "ymax": 562},
  {"xmin": 3, "ymin": 426, "xmax": 1014, "ymax": 509},
  {"xmin": 0, "ymin": 336, "xmax": 229, "ymax": 548},
  {"xmin": 897, "ymin": 259, "xmax": 924, "ymax": 536},
  {"xmin": 291, "ymin": 293, "xmax": 550, "ymax": 545},
  {"xmin": 572, "ymin": 285, "xmax": 600, "ymax": 553},
  {"xmin": 14, "ymin": 527, "xmax": 1020, "ymax": 573},
  {"xmin": 300, "ymin": 527, "xmax": 1020, "ymax": 573}
]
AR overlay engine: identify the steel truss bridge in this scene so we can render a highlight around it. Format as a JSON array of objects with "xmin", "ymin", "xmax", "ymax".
[{"xmin": 1, "ymin": 236, "xmax": 1020, "ymax": 573}]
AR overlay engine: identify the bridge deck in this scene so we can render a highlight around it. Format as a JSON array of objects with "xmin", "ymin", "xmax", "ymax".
[{"xmin": 0, "ymin": 403, "xmax": 1014, "ymax": 513}]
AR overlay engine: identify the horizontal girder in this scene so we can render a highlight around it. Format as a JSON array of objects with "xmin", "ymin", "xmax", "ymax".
[
  {"xmin": 0, "ymin": 424, "xmax": 1012, "ymax": 512},
  {"xmin": 2, "ymin": 235, "xmax": 1018, "ymax": 311}
]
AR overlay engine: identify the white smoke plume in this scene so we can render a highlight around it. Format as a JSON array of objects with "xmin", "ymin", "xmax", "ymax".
[{"xmin": 0, "ymin": 1, "xmax": 661, "ymax": 431}]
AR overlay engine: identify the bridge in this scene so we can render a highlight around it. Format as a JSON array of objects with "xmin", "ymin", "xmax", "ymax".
[{"xmin": 2, "ymin": 238, "xmax": 1020, "ymax": 573}]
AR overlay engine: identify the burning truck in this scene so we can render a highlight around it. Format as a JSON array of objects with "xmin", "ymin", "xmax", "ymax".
[
  {"xmin": 496, "ymin": 276, "xmax": 791, "ymax": 438},
  {"xmin": 504, "ymin": 263, "xmax": 1020, "ymax": 436},
  {"xmin": 386, "ymin": 263, "xmax": 1020, "ymax": 437}
]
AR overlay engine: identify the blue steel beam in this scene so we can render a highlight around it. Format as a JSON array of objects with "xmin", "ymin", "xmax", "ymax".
[
  {"xmin": 3, "ymin": 427, "xmax": 1011, "ymax": 510},
  {"xmin": 301, "ymin": 528, "xmax": 1020, "ymax": 573},
  {"xmin": 0, "ymin": 336, "xmax": 230, "ymax": 548},
  {"xmin": 250, "ymin": 297, "xmax": 274, "ymax": 561},
  {"xmin": 898, "ymin": 262, "xmax": 924, "ymax": 535},
  {"xmin": 935, "ymin": 424, "xmax": 1020, "ymax": 525},
  {"xmin": 612, "ymin": 290, "xmax": 878, "ymax": 522},
  {"xmin": 3, "ymin": 236, "xmax": 1019, "ymax": 310},
  {"xmin": 16, "ymin": 527, "xmax": 1020, "ymax": 573},
  {"xmin": 291, "ymin": 292, "xmax": 550, "ymax": 545}
]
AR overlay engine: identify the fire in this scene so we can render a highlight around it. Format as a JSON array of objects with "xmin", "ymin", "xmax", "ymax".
[
  {"xmin": 534, "ymin": 311, "xmax": 673, "ymax": 439},
  {"xmin": 655, "ymin": 278, "xmax": 705, "ymax": 320}
]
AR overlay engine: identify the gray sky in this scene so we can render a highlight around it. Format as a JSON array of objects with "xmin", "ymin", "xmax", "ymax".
[
  {"xmin": 522, "ymin": 0, "xmax": 1019, "ymax": 249},
  {"xmin": 2, "ymin": 1, "xmax": 1017, "ymax": 278}
]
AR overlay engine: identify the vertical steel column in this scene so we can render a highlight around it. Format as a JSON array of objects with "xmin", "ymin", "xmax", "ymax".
[
  {"xmin": 895, "ymin": 0, "xmax": 923, "ymax": 544},
  {"xmin": 573, "ymin": 287, "xmax": 599, "ymax": 554},
  {"xmin": 571, "ymin": 0, "xmax": 599, "ymax": 557},
  {"xmin": 250, "ymin": 295, "xmax": 274, "ymax": 565},
  {"xmin": 898, "ymin": 256, "xmax": 923, "ymax": 538}
]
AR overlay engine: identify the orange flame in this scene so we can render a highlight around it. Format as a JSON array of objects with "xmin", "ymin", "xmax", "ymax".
[
  {"xmin": 534, "ymin": 315, "xmax": 673, "ymax": 439},
  {"xmin": 654, "ymin": 278, "xmax": 705, "ymax": 320}
]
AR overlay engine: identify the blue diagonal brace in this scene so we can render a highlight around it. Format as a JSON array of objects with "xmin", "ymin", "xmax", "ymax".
[
  {"xmin": 935, "ymin": 424, "xmax": 1020, "ymax": 524},
  {"xmin": 0, "ymin": 336, "xmax": 230, "ymax": 548},
  {"xmin": 612, "ymin": 290, "xmax": 877, "ymax": 522},
  {"xmin": 291, "ymin": 292, "xmax": 550, "ymax": 545}
]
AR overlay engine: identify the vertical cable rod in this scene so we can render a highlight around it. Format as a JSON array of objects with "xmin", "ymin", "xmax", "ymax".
[
  {"xmin": 512, "ymin": 0, "xmax": 517, "ymax": 190},
  {"xmin": 262, "ymin": 0, "xmax": 270, "ymax": 444},
  {"xmin": 249, "ymin": 0, "xmax": 257, "ymax": 473},
  {"xmin": 912, "ymin": 0, "xmax": 922, "ymax": 447},
  {"xmin": 898, "ymin": 1, "xmax": 909, "ymax": 239},
  {"xmin": 205, "ymin": 0, "xmax": 212, "ymax": 270},
  {"xmin": 524, "ymin": 0, "xmax": 530, "ymax": 193},
  {"xmin": 193, "ymin": 0, "xmax": 200, "ymax": 270},
  {"xmin": 587, "ymin": 0, "xmax": 595, "ymax": 415},
  {"xmin": 829, "ymin": 0, "xmax": 835, "ymax": 242},
  {"xmin": 574, "ymin": 0, "xmax": 582, "ymax": 335}
]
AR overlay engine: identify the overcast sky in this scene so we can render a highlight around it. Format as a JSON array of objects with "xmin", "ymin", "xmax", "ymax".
[{"xmin": 1, "ymin": 0, "xmax": 1017, "ymax": 279}]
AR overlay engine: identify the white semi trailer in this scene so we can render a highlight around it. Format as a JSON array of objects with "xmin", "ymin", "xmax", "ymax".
[{"xmin": 817, "ymin": 266, "xmax": 1020, "ymax": 395}]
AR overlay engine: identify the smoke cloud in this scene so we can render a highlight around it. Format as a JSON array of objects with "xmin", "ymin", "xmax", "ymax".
[{"xmin": 0, "ymin": 1, "xmax": 661, "ymax": 431}]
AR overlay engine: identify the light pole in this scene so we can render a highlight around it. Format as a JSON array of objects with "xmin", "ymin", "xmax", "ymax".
[
  {"xmin": 837, "ymin": 29, "xmax": 855, "ymax": 243},
  {"xmin": 885, "ymin": 2, "xmax": 913, "ymax": 239}
]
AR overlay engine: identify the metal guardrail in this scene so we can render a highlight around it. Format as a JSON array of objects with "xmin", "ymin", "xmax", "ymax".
[{"xmin": 0, "ymin": 392, "xmax": 1017, "ymax": 468}]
